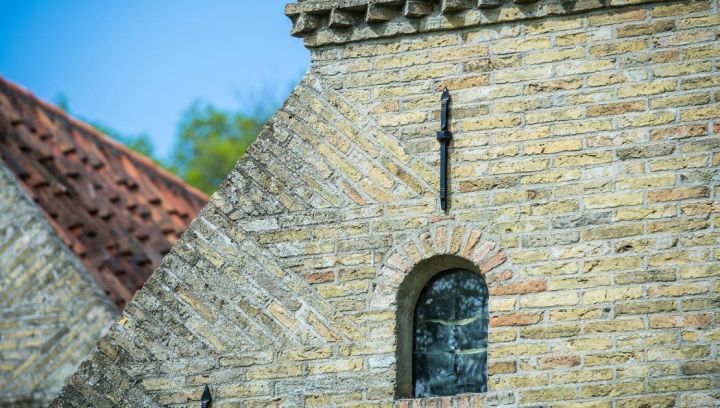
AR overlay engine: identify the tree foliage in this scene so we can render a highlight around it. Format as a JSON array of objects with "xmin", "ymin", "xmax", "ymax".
[{"xmin": 169, "ymin": 101, "xmax": 269, "ymax": 194}]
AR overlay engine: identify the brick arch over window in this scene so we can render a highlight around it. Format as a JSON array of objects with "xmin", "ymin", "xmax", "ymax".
[{"xmin": 371, "ymin": 223, "xmax": 509, "ymax": 398}]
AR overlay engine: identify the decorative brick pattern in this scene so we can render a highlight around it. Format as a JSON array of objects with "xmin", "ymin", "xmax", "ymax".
[{"xmin": 54, "ymin": 0, "xmax": 718, "ymax": 406}]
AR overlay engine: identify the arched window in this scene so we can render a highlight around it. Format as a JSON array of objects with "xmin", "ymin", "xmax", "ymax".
[{"xmin": 412, "ymin": 269, "xmax": 489, "ymax": 397}]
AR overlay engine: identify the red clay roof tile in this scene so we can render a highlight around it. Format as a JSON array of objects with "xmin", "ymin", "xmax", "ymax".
[{"xmin": 0, "ymin": 76, "xmax": 208, "ymax": 309}]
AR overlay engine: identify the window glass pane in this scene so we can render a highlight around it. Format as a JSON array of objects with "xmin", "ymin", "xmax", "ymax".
[{"xmin": 413, "ymin": 269, "xmax": 488, "ymax": 397}]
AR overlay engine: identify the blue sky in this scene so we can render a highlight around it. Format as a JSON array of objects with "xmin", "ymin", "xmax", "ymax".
[{"xmin": 0, "ymin": 1, "xmax": 310, "ymax": 158}]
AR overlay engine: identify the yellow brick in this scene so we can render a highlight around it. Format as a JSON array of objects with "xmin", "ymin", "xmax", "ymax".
[
  {"xmin": 403, "ymin": 63, "xmax": 459, "ymax": 81},
  {"xmin": 308, "ymin": 358, "xmax": 363, "ymax": 374},
  {"xmin": 525, "ymin": 48, "xmax": 584, "ymax": 64},
  {"xmin": 550, "ymin": 275, "xmax": 610, "ymax": 290},
  {"xmin": 526, "ymin": 17, "xmax": 584, "ymax": 34},
  {"xmin": 589, "ymin": 9, "xmax": 646, "ymax": 25},
  {"xmin": 581, "ymin": 381, "xmax": 644, "ymax": 398},
  {"xmin": 495, "ymin": 65, "xmax": 553, "ymax": 84},
  {"xmin": 489, "ymin": 373, "xmax": 548, "ymax": 389},
  {"xmin": 584, "ymin": 287, "xmax": 643, "ymax": 304},
  {"xmin": 584, "ymin": 257, "xmax": 642, "ymax": 272},
  {"xmin": 431, "ymin": 44, "xmax": 488, "ymax": 61},
  {"xmin": 587, "ymin": 101, "xmax": 644, "ymax": 117},
  {"xmin": 617, "ymin": 20, "xmax": 676, "ymax": 37},
  {"xmin": 524, "ymin": 139, "xmax": 583, "ymax": 155},
  {"xmin": 616, "ymin": 206, "xmax": 675, "ymax": 221},
  {"xmin": 553, "ymin": 368, "xmax": 613, "ymax": 384},
  {"xmin": 489, "ymin": 343, "xmax": 546, "ymax": 358},
  {"xmin": 585, "ymin": 318, "xmax": 644, "ymax": 333},
  {"xmin": 617, "ymin": 80, "xmax": 676, "ymax": 98},
  {"xmin": 680, "ymin": 265, "xmax": 720, "ymax": 279},
  {"xmin": 680, "ymin": 106, "xmax": 720, "ymax": 121},
  {"xmin": 617, "ymin": 111, "xmax": 675, "ymax": 128},
  {"xmin": 343, "ymin": 34, "xmax": 460, "ymax": 58},
  {"xmin": 525, "ymin": 108, "xmax": 584, "ymax": 125},
  {"xmin": 373, "ymin": 53, "xmax": 429, "ymax": 69},
  {"xmin": 376, "ymin": 111, "xmax": 426, "ymax": 127},
  {"xmin": 584, "ymin": 193, "xmax": 643, "ymax": 209},
  {"xmin": 589, "ymin": 40, "xmax": 647, "ymax": 57},
  {"xmin": 493, "ymin": 126, "xmax": 550, "ymax": 143},
  {"xmin": 616, "ymin": 396, "xmax": 676, "ymax": 408},
  {"xmin": 490, "ymin": 158, "xmax": 549, "ymax": 174},
  {"xmin": 523, "ymin": 262, "xmax": 579, "ymax": 277},
  {"xmin": 553, "ymin": 120, "xmax": 613, "ymax": 136},
  {"xmin": 494, "ymin": 98, "xmax": 552, "ymax": 113},
  {"xmin": 521, "ymin": 387, "xmax": 576, "ymax": 403},
  {"xmin": 623, "ymin": 171, "xmax": 674, "ymax": 189},
  {"xmin": 588, "ymin": 73, "xmax": 626, "ymax": 87},
  {"xmin": 684, "ymin": 43, "xmax": 720, "ymax": 60},
  {"xmin": 464, "ymin": 115, "xmax": 521, "ymax": 131},
  {"xmin": 552, "ymin": 337, "xmax": 612, "ymax": 353},
  {"xmin": 651, "ymin": 0, "xmax": 711, "ymax": 17},
  {"xmin": 520, "ymin": 291, "xmax": 579, "ymax": 308},
  {"xmin": 493, "ymin": 37, "xmax": 551, "ymax": 54},
  {"xmin": 246, "ymin": 363, "xmax": 302, "ymax": 380},
  {"xmin": 521, "ymin": 324, "xmax": 580, "ymax": 339},
  {"xmin": 550, "ymin": 307, "xmax": 606, "ymax": 321},
  {"xmin": 647, "ymin": 378, "xmax": 711, "ymax": 392},
  {"xmin": 583, "ymin": 224, "xmax": 644, "ymax": 240},
  {"xmin": 585, "ymin": 351, "xmax": 642, "ymax": 366},
  {"xmin": 555, "ymin": 152, "xmax": 614, "ymax": 167},
  {"xmin": 654, "ymin": 61, "xmax": 712, "ymax": 78},
  {"xmin": 680, "ymin": 13, "xmax": 720, "ymax": 28},
  {"xmin": 648, "ymin": 283, "xmax": 709, "ymax": 297},
  {"xmin": 649, "ymin": 155, "xmax": 707, "ymax": 171},
  {"xmin": 490, "ymin": 297, "xmax": 516, "ymax": 312},
  {"xmin": 556, "ymin": 59, "xmax": 616, "ymax": 76},
  {"xmin": 521, "ymin": 169, "xmax": 582, "ymax": 185},
  {"xmin": 649, "ymin": 186, "xmax": 710, "ymax": 202},
  {"xmin": 650, "ymin": 93, "xmax": 711, "ymax": 109}
]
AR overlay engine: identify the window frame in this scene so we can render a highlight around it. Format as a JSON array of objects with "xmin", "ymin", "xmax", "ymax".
[{"xmin": 395, "ymin": 255, "xmax": 488, "ymax": 399}]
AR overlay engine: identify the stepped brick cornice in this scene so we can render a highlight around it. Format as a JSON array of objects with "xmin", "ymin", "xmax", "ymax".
[{"xmin": 286, "ymin": 0, "xmax": 656, "ymax": 47}]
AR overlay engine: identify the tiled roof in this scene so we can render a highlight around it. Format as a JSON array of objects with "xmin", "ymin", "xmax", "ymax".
[{"xmin": 0, "ymin": 76, "xmax": 208, "ymax": 308}]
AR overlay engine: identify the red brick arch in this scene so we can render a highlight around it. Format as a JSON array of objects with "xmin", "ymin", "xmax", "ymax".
[{"xmin": 371, "ymin": 223, "xmax": 508, "ymax": 310}]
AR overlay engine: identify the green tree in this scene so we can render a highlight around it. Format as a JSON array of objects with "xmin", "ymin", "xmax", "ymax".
[{"xmin": 168, "ymin": 101, "xmax": 269, "ymax": 194}]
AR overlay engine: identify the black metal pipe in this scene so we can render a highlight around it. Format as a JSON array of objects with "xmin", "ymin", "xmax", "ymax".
[
  {"xmin": 439, "ymin": 141, "xmax": 448, "ymax": 211},
  {"xmin": 437, "ymin": 88, "xmax": 451, "ymax": 212}
]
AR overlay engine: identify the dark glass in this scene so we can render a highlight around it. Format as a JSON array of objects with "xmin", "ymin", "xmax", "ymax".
[{"xmin": 413, "ymin": 269, "xmax": 489, "ymax": 397}]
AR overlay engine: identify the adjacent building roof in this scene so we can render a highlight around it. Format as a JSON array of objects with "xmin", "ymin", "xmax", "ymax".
[{"xmin": 0, "ymin": 76, "xmax": 208, "ymax": 308}]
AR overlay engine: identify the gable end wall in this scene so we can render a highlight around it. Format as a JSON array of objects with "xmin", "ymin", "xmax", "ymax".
[{"xmin": 54, "ymin": 0, "xmax": 718, "ymax": 406}]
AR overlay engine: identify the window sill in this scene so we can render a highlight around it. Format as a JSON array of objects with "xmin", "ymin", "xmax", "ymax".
[{"xmin": 395, "ymin": 393, "xmax": 485, "ymax": 407}]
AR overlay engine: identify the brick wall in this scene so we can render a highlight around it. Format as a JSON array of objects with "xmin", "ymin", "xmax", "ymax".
[
  {"xmin": 54, "ymin": 0, "xmax": 719, "ymax": 406},
  {"xmin": 0, "ymin": 162, "xmax": 117, "ymax": 406}
]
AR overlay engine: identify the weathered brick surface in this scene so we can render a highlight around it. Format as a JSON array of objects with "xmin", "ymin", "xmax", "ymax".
[
  {"xmin": 55, "ymin": 0, "xmax": 718, "ymax": 406},
  {"xmin": 0, "ymin": 163, "xmax": 116, "ymax": 406}
]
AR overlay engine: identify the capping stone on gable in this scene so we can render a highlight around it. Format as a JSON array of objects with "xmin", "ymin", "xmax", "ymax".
[{"xmin": 285, "ymin": 0, "xmax": 668, "ymax": 47}]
